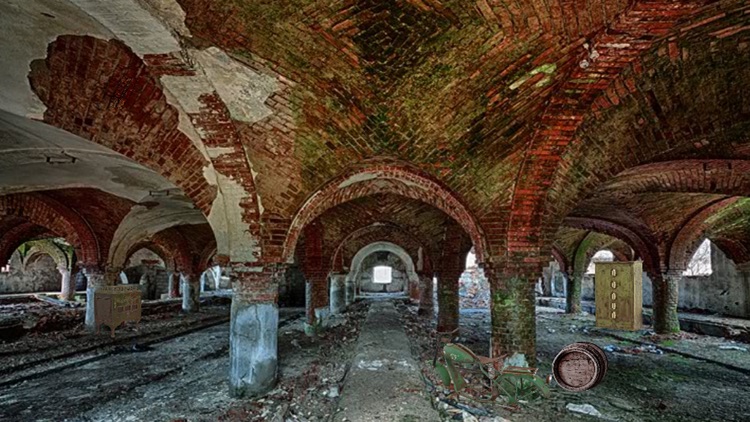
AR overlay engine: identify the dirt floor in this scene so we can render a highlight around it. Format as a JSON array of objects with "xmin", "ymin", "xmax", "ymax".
[{"xmin": 399, "ymin": 303, "xmax": 750, "ymax": 422}]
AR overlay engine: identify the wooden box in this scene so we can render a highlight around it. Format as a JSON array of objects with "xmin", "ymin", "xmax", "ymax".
[
  {"xmin": 95, "ymin": 285, "xmax": 142, "ymax": 337},
  {"xmin": 594, "ymin": 261, "xmax": 642, "ymax": 331}
]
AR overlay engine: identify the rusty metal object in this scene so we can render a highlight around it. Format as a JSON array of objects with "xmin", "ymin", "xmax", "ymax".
[
  {"xmin": 552, "ymin": 342, "xmax": 608, "ymax": 392},
  {"xmin": 94, "ymin": 285, "xmax": 141, "ymax": 338}
]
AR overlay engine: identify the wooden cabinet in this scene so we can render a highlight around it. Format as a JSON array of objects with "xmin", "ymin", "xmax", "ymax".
[
  {"xmin": 594, "ymin": 261, "xmax": 642, "ymax": 331},
  {"xmin": 94, "ymin": 285, "xmax": 142, "ymax": 337}
]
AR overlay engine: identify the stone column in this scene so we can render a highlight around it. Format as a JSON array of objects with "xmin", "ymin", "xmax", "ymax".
[
  {"xmin": 305, "ymin": 272, "xmax": 330, "ymax": 335},
  {"xmin": 83, "ymin": 266, "xmax": 107, "ymax": 329},
  {"xmin": 59, "ymin": 266, "xmax": 74, "ymax": 301},
  {"xmin": 652, "ymin": 272, "xmax": 680, "ymax": 333},
  {"xmin": 486, "ymin": 260, "xmax": 537, "ymax": 366},
  {"xmin": 329, "ymin": 273, "xmax": 347, "ymax": 314},
  {"xmin": 167, "ymin": 272, "xmax": 179, "ymax": 298},
  {"xmin": 345, "ymin": 276, "xmax": 355, "ymax": 306},
  {"xmin": 181, "ymin": 272, "xmax": 200, "ymax": 312},
  {"xmin": 229, "ymin": 263, "xmax": 282, "ymax": 398},
  {"xmin": 417, "ymin": 273, "xmax": 433, "ymax": 316},
  {"xmin": 437, "ymin": 271, "xmax": 460, "ymax": 332},
  {"xmin": 566, "ymin": 270, "xmax": 582, "ymax": 313}
]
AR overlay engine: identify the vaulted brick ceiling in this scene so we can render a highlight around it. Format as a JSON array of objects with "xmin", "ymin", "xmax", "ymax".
[
  {"xmin": 303, "ymin": 193, "xmax": 458, "ymax": 265},
  {"xmin": 177, "ymin": 0, "xmax": 634, "ymax": 217}
]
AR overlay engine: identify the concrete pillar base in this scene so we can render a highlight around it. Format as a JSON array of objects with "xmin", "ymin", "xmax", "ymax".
[
  {"xmin": 59, "ymin": 267, "xmax": 74, "ymax": 301},
  {"xmin": 345, "ymin": 279, "xmax": 355, "ymax": 306},
  {"xmin": 83, "ymin": 268, "xmax": 105, "ymax": 330},
  {"xmin": 229, "ymin": 300, "xmax": 278, "ymax": 397},
  {"xmin": 181, "ymin": 273, "xmax": 200, "ymax": 312},
  {"xmin": 330, "ymin": 275, "xmax": 346, "ymax": 314}
]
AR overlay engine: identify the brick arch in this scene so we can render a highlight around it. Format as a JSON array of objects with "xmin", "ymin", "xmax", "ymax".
[
  {"xmin": 712, "ymin": 238, "xmax": 750, "ymax": 267},
  {"xmin": 28, "ymin": 35, "xmax": 263, "ymax": 263},
  {"xmin": 599, "ymin": 160, "xmax": 750, "ymax": 197},
  {"xmin": 506, "ymin": 2, "xmax": 708, "ymax": 263},
  {"xmin": 0, "ymin": 194, "xmax": 99, "ymax": 266},
  {"xmin": 28, "ymin": 35, "xmax": 216, "ymax": 215},
  {"xmin": 331, "ymin": 223, "xmax": 431, "ymax": 275},
  {"xmin": 23, "ymin": 241, "xmax": 69, "ymax": 271},
  {"xmin": 550, "ymin": 245, "xmax": 569, "ymax": 274},
  {"xmin": 0, "ymin": 221, "xmax": 46, "ymax": 266},
  {"xmin": 572, "ymin": 232, "xmax": 633, "ymax": 276},
  {"xmin": 348, "ymin": 241, "xmax": 419, "ymax": 286},
  {"xmin": 544, "ymin": 4, "xmax": 750, "ymax": 237},
  {"xmin": 564, "ymin": 216, "xmax": 659, "ymax": 275},
  {"xmin": 283, "ymin": 162, "xmax": 486, "ymax": 263},
  {"xmin": 123, "ymin": 243, "xmax": 175, "ymax": 273},
  {"xmin": 669, "ymin": 197, "xmax": 741, "ymax": 271}
]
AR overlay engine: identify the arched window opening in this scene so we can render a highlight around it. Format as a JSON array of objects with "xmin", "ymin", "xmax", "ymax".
[
  {"xmin": 373, "ymin": 266, "xmax": 392, "ymax": 284},
  {"xmin": 465, "ymin": 251, "xmax": 476, "ymax": 269},
  {"xmin": 683, "ymin": 238, "xmax": 712, "ymax": 276},
  {"xmin": 586, "ymin": 250, "xmax": 614, "ymax": 274}
]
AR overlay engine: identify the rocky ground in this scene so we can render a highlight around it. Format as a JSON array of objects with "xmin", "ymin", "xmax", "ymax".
[
  {"xmin": 399, "ymin": 303, "xmax": 750, "ymax": 422},
  {"xmin": 0, "ymin": 296, "xmax": 232, "ymax": 379},
  {"xmin": 0, "ymin": 301, "xmax": 368, "ymax": 422},
  {"xmin": 2, "ymin": 298, "xmax": 749, "ymax": 421}
]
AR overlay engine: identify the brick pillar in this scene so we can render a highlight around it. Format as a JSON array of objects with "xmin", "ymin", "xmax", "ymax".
[
  {"xmin": 566, "ymin": 270, "xmax": 583, "ymax": 313},
  {"xmin": 652, "ymin": 272, "xmax": 680, "ymax": 333},
  {"xmin": 437, "ymin": 270, "xmax": 461, "ymax": 332},
  {"xmin": 417, "ymin": 273, "xmax": 433, "ymax": 316},
  {"xmin": 59, "ymin": 266, "xmax": 74, "ymax": 301},
  {"xmin": 302, "ymin": 221, "xmax": 329, "ymax": 335},
  {"xmin": 229, "ymin": 263, "xmax": 283, "ymax": 397},
  {"xmin": 329, "ymin": 273, "xmax": 347, "ymax": 314},
  {"xmin": 181, "ymin": 272, "xmax": 200, "ymax": 312},
  {"xmin": 167, "ymin": 271, "xmax": 179, "ymax": 298},
  {"xmin": 305, "ymin": 271, "xmax": 330, "ymax": 334},
  {"xmin": 486, "ymin": 259, "xmax": 538, "ymax": 366}
]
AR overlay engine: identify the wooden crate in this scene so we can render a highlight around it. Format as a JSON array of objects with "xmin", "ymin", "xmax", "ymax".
[
  {"xmin": 94, "ymin": 285, "xmax": 142, "ymax": 338},
  {"xmin": 594, "ymin": 261, "xmax": 642, "ymax": 331}
]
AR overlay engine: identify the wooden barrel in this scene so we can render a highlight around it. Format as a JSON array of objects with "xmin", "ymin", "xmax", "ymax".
[{"xmin": 552, "ymin": 342, "xmax": 608, "ymax": 391}]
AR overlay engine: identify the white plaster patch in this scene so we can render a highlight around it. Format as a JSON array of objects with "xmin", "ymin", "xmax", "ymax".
[
  {"xmin": 338, "ymin": 172, "xmax": 380, "ymax": 189},
  {"xmin": 357, "ymin": 359, "xmax": 416, "ymax": 371},
  {"xmin": 137, "ymin": 0, "xmax": 191, "ymax": 38},
  {"xmin": 69, "ymin": 0, "xmax": 180, "ymax": 55},
  {"xmin": 206, "ymin": 169, "xmax": 261, "ymax": 263},
  {"xmin": 0, "ymin": 0, "xmax": 112, "ymax": 118},
  {"xmin": 160, "ymin": 82, "xmax": 212, "ymax": 161},
  {"xmin": 193, "ymin": 47, "xmax": 279, "ymax": 124},
  {"xmin": 160, "ymin": 74, "xmax": 215, "ymax": 114},
  {"xmin": 206, "ymin": 146, "xmax": 236, "ymax": 158}
]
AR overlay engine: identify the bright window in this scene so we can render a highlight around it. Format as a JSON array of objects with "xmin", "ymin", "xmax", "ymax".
[
  {"xmin": 683, "ymin": 239, "xmax": 712, "ymax": 276},
  {"xmin": 586, "ymin": 250, "xmax": 614, "ymax": 274},
  {"xmin": 373, "ymin": 266, "xmax": 392, "ymax": 284}
]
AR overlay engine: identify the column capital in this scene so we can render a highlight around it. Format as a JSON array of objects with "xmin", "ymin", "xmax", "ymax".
[
  {"xmin": 232, "ymin": 262, "xmax": 285, "ymax": 304},
  {"xmin": 735, "ymin": 261, "xmax": 750, "ymax": 274}
]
